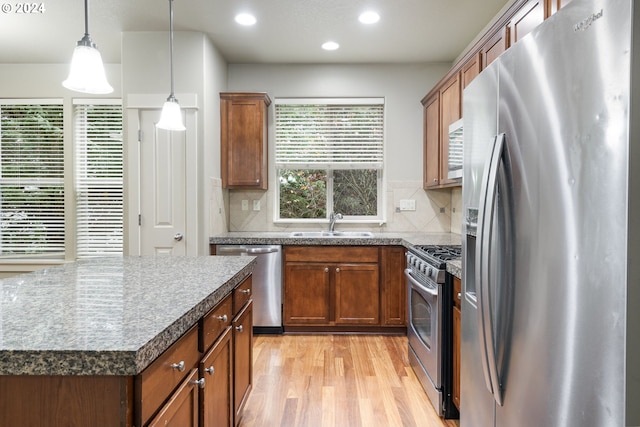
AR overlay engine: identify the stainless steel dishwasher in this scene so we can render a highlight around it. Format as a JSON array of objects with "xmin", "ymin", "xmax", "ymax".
[{"xmin": 215, "ymin": 245, "xmax": 283, "ymax": 334}]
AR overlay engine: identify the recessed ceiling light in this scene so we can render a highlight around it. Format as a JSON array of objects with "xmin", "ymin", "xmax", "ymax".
[
  {"xmin": 359, "ymin": 11, "xmax": 380, "ymax": 24},
  {"xmin": 235, "ymin": 13, "xmax": 257, "ymax": 26},
  {"xmin": 322, "ymin": 41, "xmax": 340, "ymax": 51}
]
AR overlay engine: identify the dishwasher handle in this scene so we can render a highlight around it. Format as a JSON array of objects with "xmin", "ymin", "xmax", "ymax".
[{"xmin": 216, "ymin": 246, "xmax": 279, "ymax": 256}]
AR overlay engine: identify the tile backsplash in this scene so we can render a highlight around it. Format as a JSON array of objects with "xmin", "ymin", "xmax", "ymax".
[{"xmin": 212, "ymin": 180, "xmax": 462, "ymax": 234}]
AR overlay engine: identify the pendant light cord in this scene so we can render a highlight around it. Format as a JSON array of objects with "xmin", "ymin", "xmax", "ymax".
[
  {"xmin": 168, "ymin": 0, "xmax": 176, "ymax": 99},
  {"xmin": 83, "ymin": 0, "xmax": 89, "ymax": 38}
]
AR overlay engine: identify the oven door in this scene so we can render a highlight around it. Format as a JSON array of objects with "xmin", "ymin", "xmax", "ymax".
[{"xmin": 406, "ymin": 268, "xmax": 442, "ymax": 389}]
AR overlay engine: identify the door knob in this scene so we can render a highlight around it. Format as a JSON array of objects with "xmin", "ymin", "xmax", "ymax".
[{"xmin": 174, "ymin": 233, "xmax": 184, "ymax": 241}]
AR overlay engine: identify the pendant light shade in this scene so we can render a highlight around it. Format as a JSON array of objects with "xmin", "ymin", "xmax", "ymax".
[
  {"xmin": 156, "ymin": 0, "xmax": 185, "ymax": 131},
  {"xmin": 62, "ymin": 0, "xmax": 113, "ymax": 94}
]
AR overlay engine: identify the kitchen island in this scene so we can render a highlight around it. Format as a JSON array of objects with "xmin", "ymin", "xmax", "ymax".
[{"xmin": 0, "ymin": 255, "xmax": 256, "ymax": 426}]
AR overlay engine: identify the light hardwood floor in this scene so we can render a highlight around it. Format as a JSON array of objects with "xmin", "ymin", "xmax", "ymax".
[{"xmin": 239, "ymin": 334, "xmax": 459, "ymax": 427}]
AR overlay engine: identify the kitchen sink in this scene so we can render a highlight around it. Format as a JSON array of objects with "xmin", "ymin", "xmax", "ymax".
[{"xmin": 289, "ymin": 231, "xmax": 374, "ymax": 238}]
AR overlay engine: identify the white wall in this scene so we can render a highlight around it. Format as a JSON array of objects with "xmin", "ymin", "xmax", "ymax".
[
  {"xmin": 121, "ymin": 31, "xmax": 228, "ymax": 254},
  {"xmin": 225, "ymin": 63, "xmax": 458, "ymax": 233}
]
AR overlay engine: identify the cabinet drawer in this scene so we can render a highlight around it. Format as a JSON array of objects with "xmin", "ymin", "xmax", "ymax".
[
  {"xmin": 285, "ymin": 246, "xmax": 379, "ymax": 263},
  {"xmin": 201, "ymin": 295, "xmax": 233, "ymax": 352},
  {"xmin": 233, "ymin": 276, "xmax": 253, "ymax": 315},
  {"xmin": 138, "ymin": 325, "xmax": 199, "ymax": 425}
]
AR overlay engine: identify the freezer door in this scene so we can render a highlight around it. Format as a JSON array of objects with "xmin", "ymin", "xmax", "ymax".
[{"xmin": 493, "ymin": 0, "xmax": 630, "ymax": 426}]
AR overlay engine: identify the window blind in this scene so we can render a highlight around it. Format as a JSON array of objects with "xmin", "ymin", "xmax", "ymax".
[
  {"xmin": 275, "ymin": 100, "xmax": 384, "ymax": 169},
  {"xmin": 0, "ymin": 103, "xmax": 65, "ymax": 256},
  {"xmin": 74, "ymin": 103, "xmax": 123, "ymax": 258}
]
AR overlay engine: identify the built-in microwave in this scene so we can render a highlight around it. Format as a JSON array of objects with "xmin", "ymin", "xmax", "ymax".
[{"xmin": 448, "ymin": 118, "xmax": 463, "ymax": 180}]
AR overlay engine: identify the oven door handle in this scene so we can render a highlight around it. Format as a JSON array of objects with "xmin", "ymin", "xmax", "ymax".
[{"xmin": 404, "ymin": 268, "xmax": 438, "ymax": 297}]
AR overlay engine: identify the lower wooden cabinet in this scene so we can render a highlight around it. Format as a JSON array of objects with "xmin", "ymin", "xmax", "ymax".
[
  {"xmin": 283, "ymin": 246, "xmax": 405, "ymax": 332},
  {"xmin": 452, "ymin": 276, "xmax": 462, "ymax": 410},
  {"xmin": 147, "ymin": 369, "xmax": 200, "ymax": 427},
  {"xmin": 233, "ymin": 300, "xmax": 253, "ymax": 425},
  {"xmin": 200, "ymin": 327, "xmax": 233, "ymax": 427}
]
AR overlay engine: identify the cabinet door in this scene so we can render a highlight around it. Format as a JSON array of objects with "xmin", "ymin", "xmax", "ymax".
[
  {"xmin": 284, "ymin": 263, "xmax": 331, "ymax": 325},
  {"xmin": 461, "ymin": 52, "xmax": 481, "ymax": 91},
  {"xmin": 381, "ymin": 246, "xmax": 406, "ymax": 326},
  {"xmin": 439, "ymin": 73, "xmax": 461, "ymax": 187},
  {"xmin": 201, "ymin": 327, "xmax": 233, "ymax": 427},
  {"xmin": 147, "ymin": 369, "xmax": 199, "ymax": 427},
  {"xmin": 334, "ymin": 263, "xmax": 380, "ymax": 325},
  {"xmin": 509, "ymin": 0, "xmax": 544, "ymax": 45},
  {"xmin": 423, "ymin": 93, "xmax": 440, "ymax": 189},
  {"xmin": 547, "ymin": 0, "xmax": 572, "ymax": 17},
  {"xmin": 220, "ymin": 93, "xmax": 270, "ymax": 189},
  {"xmin": 481, "ymin": 26, "xmax": 508, "ymax": 68},
  {"xmin": 233, "ymin": 300, "xmax": 253, "ymax": 425}
]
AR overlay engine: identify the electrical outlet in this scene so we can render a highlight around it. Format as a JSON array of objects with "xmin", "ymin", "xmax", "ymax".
[
  {"xmin": 253, "ymin": 200, "xmax": 261, "ymax": 211},
  {"xmin": 241, "ymin": 200, "xmax": 249, "ymax": 211}
]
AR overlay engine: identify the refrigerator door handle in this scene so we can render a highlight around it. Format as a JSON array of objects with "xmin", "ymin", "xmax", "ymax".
[{"xmin": 475, "ymin": 133, "xmax": 506, "ymax": 406}]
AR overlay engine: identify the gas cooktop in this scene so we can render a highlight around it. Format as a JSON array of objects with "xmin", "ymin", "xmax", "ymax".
[{"xmin": 410, "ymin": 245, "xmax": 462, "ymax": 269}]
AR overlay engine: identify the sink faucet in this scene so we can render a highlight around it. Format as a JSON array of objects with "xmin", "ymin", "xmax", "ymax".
[{"xmin": 329, "ymin": 212, "xmax": 343, "ymax": 232}]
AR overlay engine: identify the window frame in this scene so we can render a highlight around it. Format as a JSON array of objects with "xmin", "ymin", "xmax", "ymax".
[{"xmin": 273, "ymin": 97, "xmax": 386, "ymax": 224}]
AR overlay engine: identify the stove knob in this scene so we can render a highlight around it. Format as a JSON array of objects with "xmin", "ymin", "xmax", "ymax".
[{"xmin": 427, "ymin": 267, "xmax": 433, "ymax": 276}]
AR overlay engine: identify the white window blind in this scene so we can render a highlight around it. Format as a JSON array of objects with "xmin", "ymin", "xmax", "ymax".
[
  {"xmin": 74, "ymin": 103, "xmax": 123, "ymax": 258},
  {"xmin": 0, "ymin": 102, "xmax": 65, "ymax": 256},
  {"xmin": 275, "ymin": 99, "xmax": 384, "ymax": 169}
]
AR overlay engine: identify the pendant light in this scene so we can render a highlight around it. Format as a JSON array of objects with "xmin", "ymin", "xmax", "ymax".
[
  {"xmin": 62, "ymin": 0, "xmax": 113, "ymax": 94},
  {"xmin": 156, "ymin": 0, "xmax": 186, "ymax": 131}
]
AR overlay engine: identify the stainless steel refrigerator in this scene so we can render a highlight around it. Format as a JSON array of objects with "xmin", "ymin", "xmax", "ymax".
[{"xmin": 462, "ymin": 0, "xmax": 640, "ymax": 426}]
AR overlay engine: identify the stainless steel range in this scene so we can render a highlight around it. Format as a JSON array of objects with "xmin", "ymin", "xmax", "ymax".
[{"xmin": 405, "ymin": 244, "xmax": 461, "ymax": 419}]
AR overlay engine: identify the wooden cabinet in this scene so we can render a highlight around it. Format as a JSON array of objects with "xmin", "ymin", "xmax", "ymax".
[
  {"xmin": 422, "ymin": 72, "xmax": 461, "ymax": 190},
  {"xmin": 233, "ymin": 300, "xmax": 253, "ymax": 426},
  {"xmin": 220, "ymin": 92, "xmax": 271, "ymax": 189},
  {"xmin": 283, "ymin": 246, "xmax": 405, "ymax": 332},
  {"xmin": 461, "ymin": 52, "xmax": 481, "ymax": 91},
  {"xmin": 481, "ymin": 26, "xmax": 508, "ymax": 68},
  {"xmin": 147, "ymin": 369, "xmax": 200, "ymax": 427},
  {"xmin": 439, "ymin": 73, "xmax": 461, "ymax": 187},
  {"xmin": 284, "ymin": 246, "xmax": 384, "ymax": 330},
  {"xmin": 381, "ymin": 246, "xmax": 406, "ymax": 326},
  {"xmin": 422, "ymin": 93, "xmax": 440, "ymax": 189},
  {"xmin": 200, "ymin": 299, "xmax": 233, "ymax": 427},
  {"xmin": 548, "ymin": 0, "xmax": 573, "ymax": 16},
  {"xmin": 137, "ymin": 325, "xmax": 200, "ymax": 426},
  {"xmin": 452, "ymin": 276, "xmax": 462, "ymax": 411},
  {"xmin": 509, "ymin": 0, "xmax": 544, "ymax": 45}
]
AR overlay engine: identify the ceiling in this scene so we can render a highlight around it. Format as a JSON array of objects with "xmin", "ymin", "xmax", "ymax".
[{"xmin": 0, "ymin": 0, "xmax": 510, "ymax": 65}]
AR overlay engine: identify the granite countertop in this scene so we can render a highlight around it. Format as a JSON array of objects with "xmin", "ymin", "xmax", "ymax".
[
  {"xmin": 0, "ymin": 256, "xmax": 255, "ymax": 376},
  {"xmin": 210, "ymin": 231, "xmax": 462, "ymax": 247}
]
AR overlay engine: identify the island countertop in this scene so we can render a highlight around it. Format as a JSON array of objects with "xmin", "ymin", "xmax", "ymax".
[{"xmin": 0, "ymin": 255, "xmax": 255, "ymax": 376}]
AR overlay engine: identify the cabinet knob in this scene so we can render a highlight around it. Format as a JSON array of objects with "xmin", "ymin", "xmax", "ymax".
[
  {"xmin": 240, "ymin": 289, "xmax": 251, "ymax": 295},
  {"xmin": 235, "ymin": 325, "xmax": 244, "ymax": 332},
  {"xmin": 335, "ymin": 267, "xmax": 340, "ymax": 273},
  {"xmin": 170, "ymin": 361, "xmax": 185, "ymax": 372},
  {"xmin": 174, "ymin": 232, "xmax": 184, "ymax": 241},
  {"xmin": 457, "ymin": 293, "xmax": 462, "ymax": 300},
  {"xmin": 325, "ymin": 267, "xmax": 329, "ymax": 273},
  {"xmin": 433, "ymin": 179, "xmax": 438, "ymax": 183},
  {"xmin": 218, "ymin": 314, "xmax": 228, "ymax": 322},
  {"xmin": 192, "ymin": 378, "xmax": 206, "ymax": 389},
  {"xmin": 204, "ymin": 366, "xmax": 215, "ymax": 375}
]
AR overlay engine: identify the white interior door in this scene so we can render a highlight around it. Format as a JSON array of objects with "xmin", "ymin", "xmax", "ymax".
[{"xmin": 139, "ymin": 109, "xmax": 186, "ymax": 255}]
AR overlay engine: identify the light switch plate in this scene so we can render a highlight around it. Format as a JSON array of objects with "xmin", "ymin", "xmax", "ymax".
[
  {"xmin": 241, "ymin": 200, "xmax": 249, "ymax": 211},
  {"xmin": 253, "ymin": 200, "xmax": 261, "ymax": 211},
  {"xmin": 399, "ymin": 199, "xmax": 416, "ymax": 211}
]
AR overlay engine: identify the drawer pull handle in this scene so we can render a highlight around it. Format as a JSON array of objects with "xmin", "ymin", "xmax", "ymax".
[
  {"xmin": 218, "ymin": 314, "xmax": 228, "ymax": 322},
  {"xmin": 235, "ymin": 325, "xmax": 244, "ymax": 332},
  {"xmin": 240, "ymin": 289, "xmax": 251, "ymax": 295},
  {"xmin": 170, "ymin": 361, "xmax": 185, "ymax": 372},
  {"xmin": 192, "ymin": 378, "xmax": 206, "ymax": 389},
  {"xmin": 457, "ymin": 292, "xmax": 462, "ymax": 300},
  {"xmin": 204, "ymin": 366, "xmax": 215, "ymax": 375}
]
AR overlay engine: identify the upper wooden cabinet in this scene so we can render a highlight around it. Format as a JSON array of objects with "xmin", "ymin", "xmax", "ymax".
[
  {"xmin": 422, "ymin": 93, "xmax": 440, "ymax": 189},
  {"xmin": 548, "ymin": 0, "xmax": 573, "ymax": 17},
  {"xmin": 481, "ymin": 26, "xmax": 508, "ymax": 69},
  {"xmin": 508, "ymin": 0, "xmax": 545, "ymax": 45},
  {"xmin": 220, "ymin": 92, "xmax": 271, "ymax": 190},
  {"xmin": 461, "ymin": 52, "xmax": 481, "ymax": 91}
]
